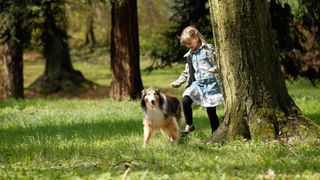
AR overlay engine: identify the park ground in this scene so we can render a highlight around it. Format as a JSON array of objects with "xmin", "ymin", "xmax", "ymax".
[{"xmin": 0, "ymin": 49, "xmax": 319, "ymax": 179}]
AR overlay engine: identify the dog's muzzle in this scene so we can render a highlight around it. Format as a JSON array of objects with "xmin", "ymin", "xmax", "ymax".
[{"xmin": 150, "ymin": 99, "xmax": 156, "ymax": 109}]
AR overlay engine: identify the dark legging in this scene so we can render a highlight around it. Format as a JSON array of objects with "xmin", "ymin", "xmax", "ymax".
[{"xmin": 182, "ymin": 96, "xmax": 219, "ymax": 133}]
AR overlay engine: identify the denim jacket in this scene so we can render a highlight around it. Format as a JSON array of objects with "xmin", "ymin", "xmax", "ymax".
[{"xmin": 171, "ymin": 43, "xmax": 218, "ymax": 88}]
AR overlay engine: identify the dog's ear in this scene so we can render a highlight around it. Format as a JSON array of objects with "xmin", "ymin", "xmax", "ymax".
[
  {"xmin": 155, "ymin": 89, "xmax": 161, "ymax": 98},
  {"xmin": 156, "ymin": 89, "xmax": 164, "ymax": 109},
  {"xmin": 141, "ymin": 89, "xmax": 146, "ymax": 97},
  {"xmin": 155, "ymin": 89, "xmax": 162, "ymax": 97},
  {"xmin": 141, "ymin": 89, "xmax": 146, "ymax": 110}
]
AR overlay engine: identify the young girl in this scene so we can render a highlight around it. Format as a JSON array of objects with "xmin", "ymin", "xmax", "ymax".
[{"xmin": 169, "ymin": 26, "xmax": 224, "ymax": 137}]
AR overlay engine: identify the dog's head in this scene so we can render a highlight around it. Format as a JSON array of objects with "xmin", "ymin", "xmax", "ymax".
[{"xmin": 141, "ymin": 88, "xmax": 164, "ymax": 111}]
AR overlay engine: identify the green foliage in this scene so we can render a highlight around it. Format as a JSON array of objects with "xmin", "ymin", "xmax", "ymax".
[
  {"xmin": 152, "ymin": 0, "xmax": 212, "ymax": 65},
  {"xmin": 64, "ymin": 2, "xmax": 110, "ymax": 48},
  {"xmin": 0, "ymin": 0, "xmax": 33, "ymax": 45},
  {"xmin": 282, "ymin": 0, "xmax": 320, "ymax": 18},
  {"xmin": 279, "ymin": 0, "xmax": 302, "ymax": 16},
  {"xmin": 270, "ymin": 0, "xmax": 320, "ymax": 84},
  {"xmin": 37, "ymin": 1, "xmax": 70, "ymax": 60}
]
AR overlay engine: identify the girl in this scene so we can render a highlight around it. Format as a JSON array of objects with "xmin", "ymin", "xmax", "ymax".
[{"xmin": 169, "ymin": 26, "xmax": 224, "ymax": 137}]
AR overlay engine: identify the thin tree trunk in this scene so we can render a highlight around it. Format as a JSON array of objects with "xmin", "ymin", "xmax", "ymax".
[
  {"xmin": 85, "ymin": 11, "xmax": 96, "ymax": 48},
  {"xmin": 2, "ymin": 42, "xmax": 24, "ymax": 99},
  {"xmin": 1, "ymin": 2, "xmax": 28, "ymax": 99},
  {"xmin": 110, "ymin": 0, "xmax": 143, "ymax": 100},
  {"xmin": 207, "ymin": 0, "xmax": 318, "ymax": 143}
]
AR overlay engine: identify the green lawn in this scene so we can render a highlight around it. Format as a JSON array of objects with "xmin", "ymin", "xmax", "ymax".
[
  {"xmin": 0, "ymin": 57, "xmax": 319, "ymax": 179},
  {"xmin": 286, "ymin": 80, "xmax": 320, "ymax": 125}
]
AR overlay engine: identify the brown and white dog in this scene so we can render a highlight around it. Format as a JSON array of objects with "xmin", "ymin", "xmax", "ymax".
[{"xmin": 141, "ymin": 88, "xmax": 184, "ymax": 147}]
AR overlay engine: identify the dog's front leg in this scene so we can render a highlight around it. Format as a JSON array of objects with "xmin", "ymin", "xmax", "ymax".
[
  {"xmin": 163, "ymin": 119, "xmax": 179, "ymax": 145},
  {"xmin": 143, "ymin": 122, "xmax": 153, "ymax": 148}
]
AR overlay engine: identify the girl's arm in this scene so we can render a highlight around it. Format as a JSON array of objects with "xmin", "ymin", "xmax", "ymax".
[
  {"xmin": 169, "ymin": 63, "xmax": 189, "ymax": 88},
  {"xmin": 206, "ymin": 44, "xmax": 219, "ymax": 73},
  {"xmin": 208, "ymin": 66, "xmax": 218, "ymax": 73}
]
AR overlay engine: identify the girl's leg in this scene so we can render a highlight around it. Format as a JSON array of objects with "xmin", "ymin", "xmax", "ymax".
[
  {"xmin": 206, "ymin": 107, "xmax": 219, "ymax": 133},
  {"xmin": 181, "ymin": 96, "xmax": 195, "ymax": 136},
  {"xmin": 182, "ymin": 95, "xmax": 193, "ymax": 126}
]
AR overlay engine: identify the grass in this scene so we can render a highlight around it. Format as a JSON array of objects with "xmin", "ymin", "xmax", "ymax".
[
  {"xmin": 1, "ymin": 99, "xmax": 319, "ymax": 179},
  {"xmin": 0, "ymin": 53, "xmax": 320, "ymax": 179},
  {"xmin": 287, "ymin": 80, "xmax": 320, "ymax": 125}
]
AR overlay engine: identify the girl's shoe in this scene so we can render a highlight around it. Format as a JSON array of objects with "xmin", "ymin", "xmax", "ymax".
[{"xmin": 180, "ymin": 124, "xmax": 195, "ymax": 137}]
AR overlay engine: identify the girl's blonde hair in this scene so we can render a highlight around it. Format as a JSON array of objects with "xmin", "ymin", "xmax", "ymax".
[{"xmin": 180, "ymin": 26, "xmax": 207, "ymax": 45}]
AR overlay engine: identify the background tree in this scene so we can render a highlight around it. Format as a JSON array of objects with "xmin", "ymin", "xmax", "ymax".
[
  {"xmin": 110, "ymin": 0, "xmax": 143, "ymax": 100},
  {"xmin": 269, "ymin": 0, "xmax": 320, "ymax": 85},
  {"xmin": 28, "ymin": 0, "xmax": 94, "ymax": 94},
  {"xmin": 153, "ymin": 0, "xmax": 212, "ymax": 66},
  {"xmin": 84, "ymin": 2, "xmax": 96, "ymax": 49},
  {"xmin": 0, "ymin": 0, "xmax": 32, "ymax": 99},
  {"xmin": 207, "ymin": 0, "xmax": 318, "ymax": 143}
]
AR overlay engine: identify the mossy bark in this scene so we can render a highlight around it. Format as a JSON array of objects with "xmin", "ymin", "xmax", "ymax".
[{"xmin": 207, "ymin": 0, "xmax": 319, "ymax": 143}]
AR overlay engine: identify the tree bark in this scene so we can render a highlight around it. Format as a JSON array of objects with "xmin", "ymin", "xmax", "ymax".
[
  {"xmin": 207, "ymin": 0, "xmax": 319, "ymax": 143},
  {"xmin": 1, "ymin": 1, "xmax": 29, "ymax": 99},
  {"xmin": 29, "ymin": 2, "xmax": 93, "ymax": 94},
  {"xmin": 110, "ymin": 0, "xmax": 143, "ymax": 100},
  {"xmin": 2, "ymin": 42, "xmax": 24, "ymax": 99}
]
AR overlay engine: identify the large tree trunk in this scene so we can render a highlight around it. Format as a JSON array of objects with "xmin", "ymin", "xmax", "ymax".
[
  {"xmin": 29, "ymin": 2, "xmax": 93, "ymax": 94},
  {"xmin": 110, "ymin": 0, "xmax": 143, "ymax": 100},
  {"xmin": 207, "ymin": 0, "xmax": 318, "ymax": 143},
  {"xmin": 2, "ymin": 42, "xmax": 24, "ymax": 99}
]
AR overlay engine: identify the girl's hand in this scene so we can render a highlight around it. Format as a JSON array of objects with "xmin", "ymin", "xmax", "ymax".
[
  {"xmin": 169, "ymin": 83, "xmax": 178, "ymax": 88},
  {"xmin": 208, "ymin": 66, "xmax": 218, "ymax": 73}
]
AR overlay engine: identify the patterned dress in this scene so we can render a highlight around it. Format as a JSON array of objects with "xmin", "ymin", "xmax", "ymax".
[{"xmin": 171, "ymin": 43, "xmax": 224, "ymax": 107}]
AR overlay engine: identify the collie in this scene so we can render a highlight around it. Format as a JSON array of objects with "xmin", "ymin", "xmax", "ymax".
[{"xmin": 141, "ymin": 88, "xmax": 184, "ymax": 147}]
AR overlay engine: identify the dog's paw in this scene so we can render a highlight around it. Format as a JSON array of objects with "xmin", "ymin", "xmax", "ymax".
[{"xmin": 142, "ymin": 143, "xmax": 147, "ymax": 148}]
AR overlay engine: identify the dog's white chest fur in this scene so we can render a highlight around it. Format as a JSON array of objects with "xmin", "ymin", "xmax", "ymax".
[{"xmin": 144, "ymin": 107, "xmax": 165, "ymax": 127}]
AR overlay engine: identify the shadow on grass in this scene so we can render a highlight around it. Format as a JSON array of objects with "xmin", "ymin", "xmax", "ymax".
[
  {"xmin": 0, "ymin": 117, "xmax": 144, "ymax": 168},
  {"xmin": 0, "ymin": 116, "xmax": 143, "ymax": 160},
  {"xmin": 0, "ymin": 117, "xmax": 142, "ymax": 140}
]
